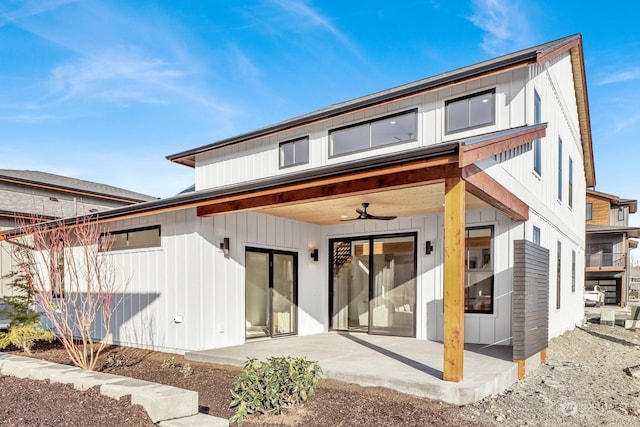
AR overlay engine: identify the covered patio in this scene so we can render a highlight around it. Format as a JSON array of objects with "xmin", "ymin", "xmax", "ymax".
[{"xmin": 185, "ymin": 332, "xmax": 519, "ymax": 405}]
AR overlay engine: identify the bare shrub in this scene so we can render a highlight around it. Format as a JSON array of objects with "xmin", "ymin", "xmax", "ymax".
[{"xmin": 5, "ymin": 215, "xmax": 124, "ymax": 371}]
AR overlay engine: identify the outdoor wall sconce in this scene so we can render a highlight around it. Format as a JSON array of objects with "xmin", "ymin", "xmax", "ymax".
[
  {"xmin": 425, "ymin": 241, "xmax": 433, "ymax": 255},
  {"xmin": 220, "ymin": 237, "xmax": 230, "ymax": 256},
  {"xmin": 310, "ymin": 248, "xmax": 319, "ymax": 262}
]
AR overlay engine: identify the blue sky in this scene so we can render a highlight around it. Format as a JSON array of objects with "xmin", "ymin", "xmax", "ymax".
[{"xmin": 1, "ymin": 1, "xmax": 639, "ymax": 224}]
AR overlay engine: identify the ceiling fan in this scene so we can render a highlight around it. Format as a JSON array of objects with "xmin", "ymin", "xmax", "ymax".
[{"xmin": 340, "ymin": 202, "xmax": 397, "ymax": 221}]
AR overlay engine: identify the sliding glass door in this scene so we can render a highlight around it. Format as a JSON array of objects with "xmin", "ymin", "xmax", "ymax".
[
  {"xmin": 330, "ymin": 234, "xmax": 416, "ymax": 337},
  {"xmin": 245, "ymin": 248, "xmax": 297, "ymax": 339}
]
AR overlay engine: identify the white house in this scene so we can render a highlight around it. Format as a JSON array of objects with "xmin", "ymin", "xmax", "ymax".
[{"xmin": 1, "ymin": 34, "xmax": 595, "ymax": 382}]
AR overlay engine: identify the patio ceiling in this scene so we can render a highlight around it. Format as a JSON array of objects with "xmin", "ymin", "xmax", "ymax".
[{"xmin": 257, "ymin": 183, "xmax": 488, "ymax": 226}]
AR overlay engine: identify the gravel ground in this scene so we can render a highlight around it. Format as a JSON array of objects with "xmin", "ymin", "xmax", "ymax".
[
  {"xmin": 2, "ymin": 320, "xmax": 639, "ymax": 426},
  {"xmin": 458, "ymin": 322, "xmax": 640, "ymax": 426}
]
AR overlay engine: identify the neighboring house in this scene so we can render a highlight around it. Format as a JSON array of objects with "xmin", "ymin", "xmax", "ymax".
[
  {"xmin": 0, "ymin": 34, "xmax": 595, "ymax": 382},
  {"xmin": 0, "ymin": 169, "xmax": 157, "ymax": 297},
  {"xmin": 585, "ymin": 189, "xmax": 639, "ymax": 306}
]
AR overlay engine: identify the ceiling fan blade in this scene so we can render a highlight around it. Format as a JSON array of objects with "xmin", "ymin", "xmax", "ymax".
[
  {"xmin": 340, "ymin": 217, "xmax": 362, "ymax": 222},
  {"xmin": 355, "ymin": 208, "xmax": 365, "ymax": 216},
  {"xmin": 370, "ymin": 215, "xmax": 397, "ymax": 221}
]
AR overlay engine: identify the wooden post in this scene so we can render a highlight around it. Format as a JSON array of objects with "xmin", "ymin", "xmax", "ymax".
[{"xmin": 443, "ymin": 176, "xmax": 466, "ymax": 382}]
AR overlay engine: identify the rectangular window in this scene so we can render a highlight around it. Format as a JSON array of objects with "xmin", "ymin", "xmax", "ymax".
[
  {"xmin": 618, "ymin": 207, "xmax": 625, "ymax": 221},
  {"xmin": 329, "ymin": 110, "xmax": 416, "ymax": 157},
  {"xmin": 533, "ymin": 226, "xmax": 541, "ymax": 246},
  {"xmin": 557, "ymin": 138, "xmax": 563, "ymax": 202},
  {"xmin": 556, "ymin": 241, "xmax": 562, "ymax": 309},
  {"xmin": 446, "ymin": 89, "xmax": 495, "ymax": 134},
  {"xmin": 586, "ymin": 203, "xmax": 593, "ymax": 221},
  {"xmin": 100, "ymin": 225, "xmax": 161, "ymax": 251},
  {"xmin": 533, "ymin": 90, "xmax": 542, "ymax": 175},
  {"xmin": 571, "ymin": 250, "xmax": 576, "ymax": 293},
  {"xmin": 279, "ymin": 137, "xmax": 309, "ymax": 168},
  {"xmin": 465, "ymin": 226, "xmax": 494, "ymax": 314},
  {"xmin": 568, "ymin": 157, "xmax": 573, "ymax": 208}
]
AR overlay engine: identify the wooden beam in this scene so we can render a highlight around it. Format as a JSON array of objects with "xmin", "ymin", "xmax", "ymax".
[
  {"xmin": 462, "ymin": 165, "xmax": 529, "ymax": 221},
  {"xmin": 198, "ymin": 161, "xmax": 460, "ymax": 217},
  {"xmin": 443, "ymin": 176, "xmax": 465, "ymax": 382},
  {"xmin": 458, "ymin": 125, "xmax": 546, "ymax": 167}
]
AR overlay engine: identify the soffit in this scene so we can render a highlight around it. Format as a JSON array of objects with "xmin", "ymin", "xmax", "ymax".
[{"xmin": 258, "ymin": 184, "xmax": 488, "ymax": 226}]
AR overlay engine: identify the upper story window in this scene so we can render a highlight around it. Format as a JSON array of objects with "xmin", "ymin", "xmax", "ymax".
[
  {"xmin": 329, "ymin": 110, "xmax": 417, "ymax": 157},
  {"xmin": 586, "ymin": 203, "xmax": 593, "ymax": 220},
  {"xmin": 568, "ymin": 157, "xmax": 573, "ymax": 208},
  {"xmin": 445, "ymin": 89, "xmax": 495, "ymax": 134},
  {"xmin": 279, "ymin": 137, "xmax": 309, "ymax": 168},
  {"xmin": 100, "ymin": 225, "xmax": 161, "ymax": 251},
  {"xmin": 557, "ymin": 137, "xmax": 563, "ymax": 202},
  {"xmin": 533, "ymin": 226, "xmax": 541, "ymax": 246},
  {"xmin": 533, "ymin": 90, "xmax": 542, "ymax": 175},
  {"xmin": 618, "ymin": 207, "xmax": 625, "ymax": 221}
]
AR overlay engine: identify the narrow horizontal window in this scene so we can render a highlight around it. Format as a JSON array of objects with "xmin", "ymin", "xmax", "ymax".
[
  {"xmin": 329, "ymin": 110, "xmax": 417, "ymax": 157},
  {"xmin": 279, "ymin": 137, "xmax": 309, "ymax": 168},
  {"xmin": 100, "ymin": 225, "xmax": 161, "ymax": 251},
  {"xmin": 446, "ymin": 89, "xmax": 495, "ymax": 134}
]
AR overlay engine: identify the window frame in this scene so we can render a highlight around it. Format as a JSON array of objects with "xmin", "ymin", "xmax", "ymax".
[
  {"xmin": 278, "ymin": 136, "xmax": 309, "ymax": 169},
  {"xmin": 533, "ymin": 226, "xmax": 541, "ymax": 246},
  {"xmin": 556, "ymin": 241, "xmax": 562, "ymax": 309},
  {"xmin": 568, "ymin": 157, "xmax": 573, "ymax": 208},
  {"xmin": 328, "ymin": 109, "xmax": 418, "ymax": 158},
  {"xmin": 618, "ymin": 207, "xmax": 625, "ymax": 221},
  {"xmin": 445, "ymin": 89, "xmax": 496, "ymax": 135},
  {"xmin": 586, "ymin": 203, "xmax": 593, "ymax": 221},
  {"xmin": 464, "ymin": 225, "xmax": 494, "ymax": 314},
  {"xmin": 571, "ymin": 250, "xmax": 576, "ymax": 293},
  {"xmin": 100, "ymin": 225, "xmax": 161, "ymax": 252},
  {"xmin": 533, "ymin": 90, "xmax": 542, "ymax": 175}
]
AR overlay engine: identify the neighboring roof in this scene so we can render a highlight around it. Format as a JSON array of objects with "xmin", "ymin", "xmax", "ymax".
[
  {"xmin": 587, "ymin": 189, "xmax": 638, "ymax": 213},
  {"xmin": 166, "ymin": 34, "xmax": 595, "ymax": 187},
  {"xmin": 0, "ymin": 191, "xmax": 112, "ymax": 220},
  {"xmin": 0, "ymin": 170, "xmax": 157, "ymax": 203},
  {"xmin": 586, "ymin": 224, "xmax": 640, "ymax": 239}
]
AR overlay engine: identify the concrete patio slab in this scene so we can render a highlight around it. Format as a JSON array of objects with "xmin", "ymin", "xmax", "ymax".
[
  {"xmin": 185, "ymin": 332, "xmax": 518, "ymax": 405},
  {"xmin": 130, "ymin": 384, "xmax": 198, "ymax": 423}
]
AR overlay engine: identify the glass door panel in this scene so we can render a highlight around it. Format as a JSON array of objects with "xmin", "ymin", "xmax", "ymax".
[
  {"xmin": 331, "ymin": 239, "xmax": 370, "ymax": 331},
  {"xmin": 272, "ymin": 253, "xmax": 296, "ymax": 336},
  {"xmin": 370, "ymin": 236, "xmax": 416, "ymax": 337},
  {"xmin": 245, "ymin": 251, "xmax": 269, "ymax": 339}
]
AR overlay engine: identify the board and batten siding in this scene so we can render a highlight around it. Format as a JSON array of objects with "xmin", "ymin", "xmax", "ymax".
[{"xmin": 194, "ymin": 68, "xmax": 528, "ymax": 191}]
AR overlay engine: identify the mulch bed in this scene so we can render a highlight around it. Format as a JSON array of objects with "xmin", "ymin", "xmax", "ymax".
[{"xmin": 3, "ymin": 342, "xmax": 470, "ymax": 426}]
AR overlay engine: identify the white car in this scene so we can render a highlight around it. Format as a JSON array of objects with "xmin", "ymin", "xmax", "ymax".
[{"xmin": 584, "ymin": 285, "xmax": 605, "ymax": 307}]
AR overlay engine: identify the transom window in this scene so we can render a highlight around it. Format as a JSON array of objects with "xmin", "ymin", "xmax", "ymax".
[
  {"xmin": 279, "ymin": 137, "xmax": 309, "ymax": 168},
  {"xmin": 445, "ymin": 89, "xmax": 495, "ymax": 134},
  {"xmin": 100, "ymin": 225, "xmax": 161, "ymax": 251},
  {"xmin": 465, "ymin": 226, "xmax": 494, "ymax": 314},
  {"xmin": 329, "ymin": 110, "xmax": 417, "ymax": 157}
]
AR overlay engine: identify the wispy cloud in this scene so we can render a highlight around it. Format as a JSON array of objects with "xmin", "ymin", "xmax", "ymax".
[
  {"xmin": 599, "ymin": 68, "xmax": 640, "ymax": 85},
  {"xmin": 614, "ymin": 113, "xmax": 640, "ymax": 132},
  {"xmin": 468, "ymin": 0, "xmax": 534, "ymax": 55},
  {"xmin": 0, "ymin": 0, "xmax": 76, "ymax": 27},
  {"xmin": 270, "ymin": 0, "xmax": 362, "ymax": 59}
]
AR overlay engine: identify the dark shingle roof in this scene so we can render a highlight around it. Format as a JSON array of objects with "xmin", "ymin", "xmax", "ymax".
[{"xmin": 0, "ymin": 170, "xmax": 157, "ymax": 203}]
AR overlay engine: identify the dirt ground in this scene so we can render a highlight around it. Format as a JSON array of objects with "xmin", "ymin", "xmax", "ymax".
[{"xmin": 2, "ymin": 321, "xmax": 640, "ymax": 426}]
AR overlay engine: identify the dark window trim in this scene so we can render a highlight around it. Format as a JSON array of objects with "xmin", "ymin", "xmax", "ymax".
[
  {"xmin": 327, "ymin": 232, "xmax": 417, "ymax": 337},
  {"xmin": 278, "ymin": 136, "xmax": 310, "ymax": 169},
  {"xmin": 328, "ymin": 109, "xmax": 418, "ymax": 158},
  {"xmin": 533, "ymin": 225, "xmax": 541, "ymax": 246},
  {"xmin": 445, "ymin": 88, "xmax": 496, "ymax": 135},
  {"xmin": 556, "ymin": 241, "xmax": 562, "ymax": 309},
  {"xmin": 568, "ymin": 157, "xmax": 573, "ymax": 208},
  {"xmin": 586, "ymin": 203, "xmax": 593, "ymax": 221},
  {"xmin": 100, "ymin": 225, "xmax": 161, "ymax": 252},
  {"xmin": 465, "ymin": 225, "xmax": 495, "ymax": 314},
  {"xmin": 557, "ymin": 137, "xmax": 563, "ymax": 202},
  {"xmin": 618, "ymin": 207, "xmax": 625, "ymax": 221},
  {"xmin": 571, "ymin": 250, "xmax": 576, "ymax": 293},
  {"xmin": 533, "ymin": 89, "xmax": 542, "ymax": 175}
]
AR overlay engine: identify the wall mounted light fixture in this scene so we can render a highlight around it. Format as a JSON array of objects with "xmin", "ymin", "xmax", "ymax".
[
  {"xmin": 425, "ymin": 241, "xmax": 433, "ymax": 255},
  {"xmin": 310, "ymin": 248, "xmax": 319, "ymax": 262},
  {"xmin": 220, "ymin": 237, "xmax": 230, "ymax": 256}
]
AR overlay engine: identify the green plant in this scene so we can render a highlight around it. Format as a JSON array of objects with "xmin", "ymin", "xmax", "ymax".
[
  {"xmin": 162, "ymin": 356, "xmax": 177, "ymax": 368},
  {"xmin": 181, "ymin": 363, "xmax": 193, "ymax": 377},
  {"xmin": 0, "ymin": 323, "xmax": 55, "ymax": 354},
  {"xmin": 105, "ymin": 353, "xmax": 126, "ymax": 368},
  {"xmin": 0, "ymin": 268, "xmax": 42, "ymax": 327},
  {"xmin": 229, "ymin": 356, "xmax": 322, "ymax": 426}
]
